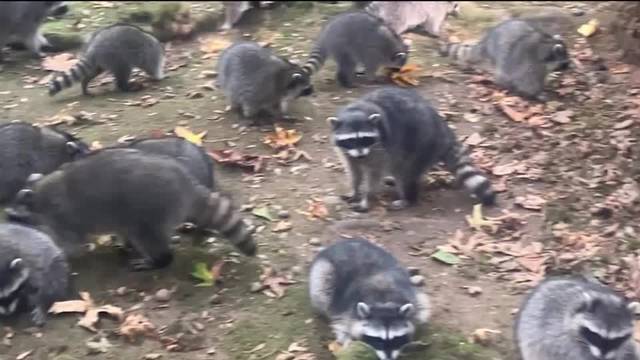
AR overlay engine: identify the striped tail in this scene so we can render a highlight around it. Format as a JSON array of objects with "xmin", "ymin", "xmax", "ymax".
[
  {"xmin": 438, "ymin": 41, "xmax": 479, "ymax": 64},
  {"xmin": 201, "ymin": 192, "xmax": 256, "ymax": 256},
  {"xmin": 48, "ymin": 58, "xmax": 95, "ymax": 96},
  {"xmin": 444, "ymin": 141, "xmax": 496, "ymax": 206},
  {"xmin": 302, "ymin": 43, "xmax": 327, "ymax": 76}
]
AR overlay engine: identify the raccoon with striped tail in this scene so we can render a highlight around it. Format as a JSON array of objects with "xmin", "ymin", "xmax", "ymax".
[
  {"xmin": 328, "ymin": 86, "xmax": 496, "ymax": 213},
  {"xmin": 6, "ymin": 148, "xmax": 256, "ymax": 271},
  {"xmin": 309, "ymin": 237, "xmax": 431, "ymax": 360},
  {"xmin": 439, "ymin": 18, "xmax": 571, "ymax": 101},
  {"xmin": 302, "ymin": 11, "xmax": 409, "ymax": 88},
  {"xmin": 48, "ymin": 23, "xmax": 165, "ymax": 96},
  {"xmin": 515, "ymin": 275, "xmax": 639, "ymax": 360}
]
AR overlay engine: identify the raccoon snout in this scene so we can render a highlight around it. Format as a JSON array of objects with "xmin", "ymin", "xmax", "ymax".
[{"xmin": 300, "ymin": 85, "xmax": 314, "ymax": 97}]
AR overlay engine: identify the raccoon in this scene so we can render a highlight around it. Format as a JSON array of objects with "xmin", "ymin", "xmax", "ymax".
[
  {"xmin": 6, "ymin": 148, "xmax": 256, "ymax": 271},
  {"xmin": 0, "ymin": 1, "xmax": 68, "ymax": 59},
  {"xmin": 0, "ymin": 223, "xmax": 70, "ymax": 326},
  {"xmin": 515, "ymin": 275, "xmax": 638, "ymax": 360},
  {"xmin": 121, "ymin": 136, "xmax": 215, "ymax": 189},
  {"xmin": 216, "ymin": 41, "xmax": 313, "ymax": 120},
  {"xmin": 0, "ymin": 121, "xmax": 90, "ymax": 203},
  {"xmin": 48, "ymin": 23, "xmax": 165, "ymax": 96},
  {"xmin": 302, "ymin": 11, "xmax": 409, "ymax": 88},
  {"xmin": 439, "ymin": 18, "xmax": 571, "ymax": 101},
  {"xmin": 328, "ymin": 86, "xmax": 495, "ymax": 212},
  {"xmin": 365, "ymin": 1, "xmax": 460, "ymax": 37},
  {"xmin": 309, "ymin": 238, "xmax": 431, "ymax": 360}
]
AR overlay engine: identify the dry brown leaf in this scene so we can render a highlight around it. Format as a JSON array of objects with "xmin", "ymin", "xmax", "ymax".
[
  {"xmin": 470, "ymin": 328, "xmax": 501, "ymax": 346},
  {"xmin": 492, "ymin": 161, "xmax": 522, "ymax": 176},
  {"xmin": 79, "ymin": 305, "xmax": 124, "ymax": 333},
  {"xmin": 48, "ymin": 300, "xmax": 89, "ymax": 314},
  {"xmin": 497, "ymin": 101, "xmax": 527, "ymax": 122},
  {"xmin": 301, "ymin": 199, "xmax": 329, "ymax": 220},
  {"xmin": 272, "ymin": 220, "xmax": 293, "ymax": 233},
  {"xmin": 516, "ymin": 254, "xmax": 547, "ymax": 273},
  {"xmin": 263, "ymin": 126, "xmax": 302, "ymax": 150},
  {"xmin": 464, "ymin": 132, "xmax": 485, "ymax": 146},
  {"xmin": 119, "ymin": 314, "xmax": 158, "ymax": 343},
  {"xmin": 550, "ymin": 110, "xmax": 573, "ymax": 124},
  {"xmin": 209, "ymin": 149, "xmax": 268, "ymax": 173},
  {"xmin": 514, "ymin": 194, "xmax": 547, "ymax": 211},
  {"xmin": 41, "ymin": 53, "xmax": 78, "ymax": 72},
  {"xmin": 327, "ymin": 341, "xmax": 342, "ymax": 354},
  {"xmin": 199, "ymin": 36, "xmax": 232, "ymax": 56},
  {"xmin": 259, "ymin": 267, "xmax": 297, "ymax": 299},
  {"xmin": 388, "ymin": 64, "xmax": 421, "ymax": 87}
]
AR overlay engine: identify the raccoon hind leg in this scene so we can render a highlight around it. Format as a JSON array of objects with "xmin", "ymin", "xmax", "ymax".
[
  {"xmin": 125, "ymin": 225, "xmax": 174, "ymax": 271},
  {"xmin": 335, "ymin": 53, "xmax": 357, "ymax": 88},
  {"xmin": 81, "ymin": 67, "xmax": 103, "ymax": 96},
  {"xmin": 141, "ymin": 53, "xmax": 165, "ymax": 81},
  {"xmin": 308, "ymin": 258, "xmax": 335, "ymax": 315},
  {"xmin": 390, "ymin": 171, "xmax": 421, "ymax": 210},
  {"xmin": 112, "ymin": 64, "xmax": 133, "ymax": 92}
]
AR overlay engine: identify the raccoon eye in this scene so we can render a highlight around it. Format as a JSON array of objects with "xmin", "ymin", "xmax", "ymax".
[{"xmin": 580, "ymin": 326, "xmax": 604, "ymax": 347}]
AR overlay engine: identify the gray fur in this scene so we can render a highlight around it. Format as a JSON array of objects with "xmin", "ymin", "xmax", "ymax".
[
  {"xmin": 329, "ymin": 87, "xmax": 495, "ymax": 213},
  {"xmin": 515, "ymin": 275, "xmax": 638, "ymax": 360},
  {"xmin": 0, "ymin": 223, "xmax": 69, "ymax": 326},
  {"xmin": 0, "ymin": 1, "xmax": 66, "ymax": 59},
  {"xmin": 0, "ymin": 121, "xmax": 89, "ymax": 203},
  {"xmin": 216, "ymin": 41, "xmax": 313, "ymax": 120},
  {"xmin": 303, "ymin": 11, "xmax": 409, "ymax": 88},
  {"xmin": 6, "ymin": 148, "xmax": 255, "ymax": 271},
  {"xmin": 120, "ymin": 136, "xmax": 215, "ymax": 190},
  {"xmin": 48, "ymin": 23, "xmax": 165, "ymax": 96},
  {"xmin": 365, "ymin": 1, "xmax": 460, "ymax": 37},
  {"xmin": 309, "ymin": 238, "xmax": 431, "ymax": 360},
  {"xmin": 440, "ymin": 18, "xmax": 570, "ymax": 101}
]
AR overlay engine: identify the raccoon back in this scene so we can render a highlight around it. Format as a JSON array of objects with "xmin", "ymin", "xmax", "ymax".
[
  {"xmin": 0, "ymin": 2, "xmax": 55, "ymax": 37},
  {"xmin": 83, "ymin": 24, "xmax": 163, "ymax": 70}
]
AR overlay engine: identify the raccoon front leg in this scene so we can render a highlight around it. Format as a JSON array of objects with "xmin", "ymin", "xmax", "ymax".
[
  {"xmin": 390, "ymin": 169, "xmax": 421, "ymax": 210},
  {"xmin": 240, "ymin": 103, "xmax": 260, "ymax": 118},
  {"xmin": 112, "ymin": 64, "xmax": 133, "ymax": 92},
  {"xmin": 335, "ymin": 54, "xmax": 357, "ymax": 88},
  {"xmin": 340, "ymin": 159, "xmax": 364, "ymax": 204},
  {"xmin": 125, "ymin": 227, "xmax": 174, "ymax": 271}
]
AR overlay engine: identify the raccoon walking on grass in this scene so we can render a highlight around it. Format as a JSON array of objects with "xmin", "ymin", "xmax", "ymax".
[
  {"xmin": 515, "ymin": 275, "xmax": 638, "ymax": 360},
  {"xmin": 0, "ymin": 1, "xmax": 68, "ymax": 59},
  {"xmin": 309, "ymin": 238, "xmax": 431, "ymax": 360},
  {"xmin": 329, "ymin": 86, "xmax": 495, "ymax": 213},
  {"xmin": 0, "ymin": 223, "xmax": 70, "ymax": 326},
  {"xmin": 439, "ymin": 18, "xmax": 570, "ymax": 101},
  {"xmin": 302, "ymin": 11, "xmax": 409, "ymax": 88},
  {"xmin": 48, "ymin": 23, "xmax": 165, "ymax": 96},
  {"xmin": 217, "ymin": 41, "xmax": 313, "ymax": 120},
  {"xmin": 0, "ymin": 121, "xmax": 89, "ymax": 203},
  {"xmin": 7, "ymin": 148, "xmax": 256, "ymax": 271}
]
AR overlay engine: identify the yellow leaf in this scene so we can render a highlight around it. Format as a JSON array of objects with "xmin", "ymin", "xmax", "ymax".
[
  {"xmin": 387, "ymin": 64, "xmax": 421, "ymax": 87},
  {"xmin": 577, "ymin": 19, "xmax": 599, "ymax": 37},
  {"xmin": 174, "ymin": 126, "xmax": 207, "ymax": 146},
  {"xmin": 263, "ymin": 126, "xmax": 302, "ymax": 150},
  {"xmin": 199, "ymin": 36, "xmax": 232, "ymax": 54},
  {"xmin": 466, "ymin": 204, "xmax": 499, "ymax": 233}
]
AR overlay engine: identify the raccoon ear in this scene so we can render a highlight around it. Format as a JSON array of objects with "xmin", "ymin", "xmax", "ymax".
[
  {"xmin": 326, "ymin": 116, "xmax": 339, "ymax": 127},
  {"xmin": 66, "ymin": 141, "xmax": 79, "ymax": 154},
  {"xmin": 552, "ymin": 43, "xmax": 565, "ymax": 55},
  {"xmin": 9, "ymin": 258, "xmax": 23, "ymax": 270},
  {"xmin": 552, "ymin": 34, "xmax": 563, "ymax": 41},
  {"xmin": 368, "ymin": 113, "xmax": 382, "ymax": 123},
  {"xmin": 399, "ymin": 303, "xmax": 415, "ymax": 317},
  {"xmin": 15, "ymin": 189, "xmax": 34, "ymax": 204},
  {"xmin": 26, "ymin": 173, "xmax": 43, "ymax": 185},
  {"xmin": 357, "ymin": 302, "xmax": 371, "ymax": 318},
  {"xmin": 394, "ymin": 52, "xmax": 407, "ymax": 61},
  {"xmin": 292, "ymin": 72, "xmax": 303, "ymax": 81}
]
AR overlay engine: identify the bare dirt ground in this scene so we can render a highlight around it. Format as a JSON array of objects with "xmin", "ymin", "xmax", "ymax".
[{"xmin": 1, "ymin": 1, "xmax": 639, "ymax": 360}]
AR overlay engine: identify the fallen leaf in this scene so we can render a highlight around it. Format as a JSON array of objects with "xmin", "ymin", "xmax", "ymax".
[
  {"xmin": 614, "ymin": 119, "xmax": 634, "ymax": 130},
  {"xmin": 328, "ymin": 341, "xmax": 342, "ymax": 354},
  {"xmin": 90, "ymin": 141, "xmax": 103, "ymax": 151},
  {"xmin": 550, "ymin": 110, "xmax": 573, "ymax": 124},
  {"xmin": 514, "ymin": 194, "xmax": 547, "ymax": 211},
  {"xmin": 300, "ymin": 199, "xmax": 329, "ymax": 220},
  {"xmin": 260, "ymin": 267, "xmax": 297, "ymax": 299},
  {"xmin": 199, "ymin": 36, "xmax": 232, "ymax": 57},
  {"xmin": 497, "ymin": 101, "xmax": 526, "ymax": 122},
  {"xmin": 431, "ymin": 249, "xmax": 461, "ymax": 265},
  {"xmin": 78, "ymin": 305, "xmax": 124, "ymax": 332},
  {"xmin": 209, "ymin": 149, "xmax": 268, "ymax": 173},
  {"xmin": 191, "ymin": 262, "xmax": 214, "ymax": 287},
  {"xmin": 86, "ymin": 337, "xmax": 112, "ymax": 354},
  {"xmin": 244, "ymin": 343, "xmax": 266, "ymax": 354},
  {"xmin": 16, "ymin": 350, "xmax": 33, "ymax": 360},
  {"xmin": 119, "ymin": 314, "xmax": 157, "ymax": 343},
  {"xmin": 41, "ymin": 53, "xmax": 78, "ymax": 72},
  {"xmin": 48, "ymin": 300, "xmax": 89, "ymax": 314},
  {"xmin": 469, "ymin": 328, "xmax": 502, "ymax": 346},
  {"xmin": 252, "ymin": 206, "xmax": 275, "ymax": 222},
  {"xmin": 466, "ymin": 204, "xmax": 499, "ymax": 233},
  {"xmin": 516, "ymin": 254, "xmax": 547, "ymax": 273},
  {"xmin": 272, "ymin": 220, "xmax": 293, "ymax": 233},
  {"xmin": 464, "ymin": 132, "xmax": 485, "ymax": 146},
  {"xmin": 492, "ymin": 161, "xmax": 521, "ymax": 176},
  {"xmin": 174, "ymin": 126, "xmax": 206, "ymax": 146},
  {"xmin": 388, "ymin": 63, "xmax": 421, "ymax": 87},
  {"xmin": 263, "ymin": 126, "xmax": 302, "ymax": 150},
  {"xmin": 577, "ymin": 19, "xmax": 599, "ymax": 37}
]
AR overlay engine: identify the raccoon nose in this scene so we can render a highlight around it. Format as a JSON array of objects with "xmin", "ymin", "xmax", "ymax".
[{"xmin": 301, "ymin": 85, "xmax": 314, "ymax": 96}]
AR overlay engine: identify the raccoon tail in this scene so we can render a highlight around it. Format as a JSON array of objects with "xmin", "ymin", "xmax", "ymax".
[
  {"xmin": 201, "ymin": 192, "xmax": 257, "ymax": 256},
  {"xmin": 443, "ymin": 141, "xmax": 496, "ymax": 206},
  {"xmin": 48, "ymin": 58, "xmax": 96, "ymax": 96},
  {"xmin": 302, "ymin": 42, "xmax": 328, "ymax": 76},
  {"xmin": 438, "ymin": 41, "xmax": 480, "ymax": 64}
]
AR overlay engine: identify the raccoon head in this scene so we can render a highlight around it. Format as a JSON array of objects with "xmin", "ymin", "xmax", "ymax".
[
  {"xmin": 43, "ymin": 126, "xmax": 91, "ymax": 160},
  {"xmin": 572, "ymin": 292, "xmax": 634, "ymax": 360},
  {"xmin": 5, "ymin": 174, "xmax": 45, "ymax": 226},
  {"xmin": 328, "ymin": 106, "xmax": 384, "ymax": 159},
  {"xmin": 378, "ymin": 25, "xmax": 409, "ymax": 70},
  {"xmin": 542, "ymin": 35, "xmax": 570, "ymax": 72},
  {"xmin": 284, "ymin": 64, "xmax": 314, "ymax": 98},
  {"xmin": 45, "ymin": 1, "xmax": 69, "ymax": 17},
  {"xmin": 448, "ymin": 2, "xmax": 461, "ymax": 18},
  {"xmin": 352, "ymin": 302, "xmax": 416, "ymax": 360},
  {"xmin": 0, "ymin": 255, "xmax": 30, "ymax": 309}
]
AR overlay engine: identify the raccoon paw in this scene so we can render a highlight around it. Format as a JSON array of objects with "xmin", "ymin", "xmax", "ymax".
[
  {"xmin": 350, "ymin": 202, "xmax": 369, "ymax": 213},
  {"xmin": 31, "ymin": 306, "xmax": 47, "ymax": 327},
  {"xmin": 129, "ymin": 258, "xmax": 155, "ymax": 272},
  {"xmin": 340, "ymin": 194, "xmax": 361, "ymax": 203},
  {"xmin": 390, "ymin": 200, "xmax": 409, "ymax": 210}
]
